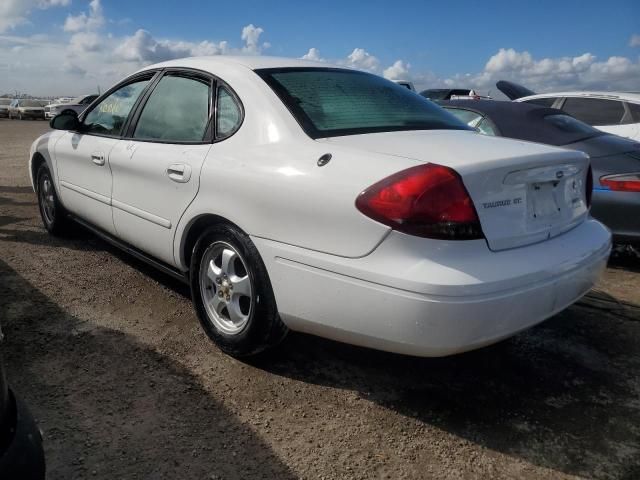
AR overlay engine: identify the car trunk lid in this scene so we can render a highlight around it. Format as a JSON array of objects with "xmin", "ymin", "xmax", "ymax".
[{"xmin": 320, "ymin": 130, "xmax": 590, "ymax": 251}]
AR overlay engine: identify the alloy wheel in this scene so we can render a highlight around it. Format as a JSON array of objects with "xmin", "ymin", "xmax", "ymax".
[{"xmin": 199, "ymin": 241, "xmax": 254, "ymax": 335}]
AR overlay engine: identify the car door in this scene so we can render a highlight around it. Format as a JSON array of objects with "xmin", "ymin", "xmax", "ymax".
[
  {"xmin": 109, "ymin": 70, "xmax": 215, "ymax": 266},
  {"xmin": 55, "ymin": 74, "xmax": 155, "ymax": 235}
]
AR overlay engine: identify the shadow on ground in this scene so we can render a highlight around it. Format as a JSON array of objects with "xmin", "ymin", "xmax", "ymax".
[
  {"xmin": 0, "ymin": 260, "xmax": 295, "ymax": 480},
  {"xmin": 3, "ymin": 189, "xmax": 640, "ymax": 478},
  {"xmin": 253, "ymin": 292, "xmax": 640, "ymax": 479}
]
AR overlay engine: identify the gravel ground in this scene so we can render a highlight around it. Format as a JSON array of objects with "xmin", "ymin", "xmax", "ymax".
[{"xmin": 1, "ymin": 119, "xmax": 639, "ymax": 479}]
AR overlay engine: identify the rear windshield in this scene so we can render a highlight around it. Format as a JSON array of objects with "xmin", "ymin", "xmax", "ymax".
[
  {"xmin": 257, "ymin": 68, "xmax": 471, "ymax": 138},
  {"xmin": 544, "ymin": 114, "xmax": 601, "ymax": 140}
]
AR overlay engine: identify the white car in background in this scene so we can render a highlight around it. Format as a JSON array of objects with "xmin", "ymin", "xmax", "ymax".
[
  {"xmin": 46, "ymin": 94, "xmax": 98, "ymax": 120},
  {"xmin": 0, "ymin": 98, "xmax": 11, "ymax": 117},
  {"xmin": 8, "ymin": 99, "xmax": 46, "ymax": 120},
  {"xmin": 497, "ymin": 81, "xmax": 640, "ymax": 141},
  {"xmin": 29, "ymin": 56, "xmax": 610, "ymax": 359}
]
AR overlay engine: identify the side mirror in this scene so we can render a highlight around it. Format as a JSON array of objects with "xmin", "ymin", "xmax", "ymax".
[{"xmin": 50, "ymin": 111, "xmax": 80, "ymax": 131}]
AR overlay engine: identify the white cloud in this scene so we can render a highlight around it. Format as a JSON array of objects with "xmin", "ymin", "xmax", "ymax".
[
  {"xmin": 383, "ymin": 60, "xmax": 410, "ymax": 80},
  {"xmin": 241, "ymin": 23, "xmax": 266, "ymax": 54},
  {"xmin": 630, "ymin": 34, "xmax": 640, "ymax": 47},
  {"xmin": 64, "ymin": 0, "xmax": 105, "ymax": 32},
  {"xmin": 113, "ymin": 29, "xmax": 231, "ymax": 64},
  {"xmin": 0, "ymin": 0, "xmax": 70, "ymax": 33},
  {"xmin": 69, "ymin": 32, "xmax": 104, "ymax": 54},
  {"xmin": 301, "ymin": 47, "xmax": 325, "ymax": 62},
  {"xmin": 468, "ymin": 48, "xmax": 640, "ymax": 94},
  {"xmin": 343, "ymin": 48, "xmax": 379, "ymax": 71}
]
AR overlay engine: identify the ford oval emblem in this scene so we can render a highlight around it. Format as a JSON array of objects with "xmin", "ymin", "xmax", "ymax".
[{"xmin": 556, "ymin": 171, "xmax": 564, "ymax": 179}]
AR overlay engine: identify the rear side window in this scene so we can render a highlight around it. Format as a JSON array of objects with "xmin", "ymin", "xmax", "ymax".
[
  {"xmin": 133, "ymin": 74, "xmax": 211, "ymax": 142},
  {"xmin": 625, "ymin": 102, "xmax": 640, "ymax": 122},
  {"xmin": 523, "ymin": 97, "xmax": 557, "ymax": 107},
  {"xmin": 216, "ymin": 86, "xmax": 242, "ymax": 138},
  {"xmin": 258, "ymin": 68, "xmax": 470, "ymax": 138},
  {"xmin": 562, "ymin": 97, "xmax": 625, "ymax": 126},
  {"xmin": 83, "ymin": 79, "xmax": 151, "ymax": 136}
]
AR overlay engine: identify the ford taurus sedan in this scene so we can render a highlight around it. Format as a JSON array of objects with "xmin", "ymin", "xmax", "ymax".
[{"xmin": 29, "ymin": 56, "xmax": 611, "ymax": 358}]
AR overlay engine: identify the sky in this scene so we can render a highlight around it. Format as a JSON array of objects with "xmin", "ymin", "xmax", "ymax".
[{"xmin": 0, "ymin": 0, "xmax": 639, "ymax": 97}]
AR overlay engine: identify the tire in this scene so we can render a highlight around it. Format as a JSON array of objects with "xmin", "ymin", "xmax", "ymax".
[
  {"xmin": 190, "ymin": 224, "xmax": 288, "ymax": 357},
  {"xmin": 36, "ymin": 164, "xmax": 68, "ymax": 236}
]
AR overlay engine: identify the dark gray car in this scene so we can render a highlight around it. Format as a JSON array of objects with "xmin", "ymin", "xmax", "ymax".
[{"xmin": 442, "ymin": 100, "xmax": 640, "ymax": 246}]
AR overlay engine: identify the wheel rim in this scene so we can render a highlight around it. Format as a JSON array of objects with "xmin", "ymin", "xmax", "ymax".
[
  {"xmin": 199, "ymin": 241, "xmax": 254, "ymax": 335},
  {"xmin": 39, "ymin": 175, "xmax": 56, "ymax": 225}
]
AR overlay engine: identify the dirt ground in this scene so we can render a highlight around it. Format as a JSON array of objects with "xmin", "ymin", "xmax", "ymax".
[{"xmin": 1, "ymin": 119, "xmax": 639, "ymax": 480}]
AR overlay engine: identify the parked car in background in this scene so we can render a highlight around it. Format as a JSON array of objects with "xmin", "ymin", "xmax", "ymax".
[
  {"xmin": 419, "ymin": 88, "xmax": 490, "ymax": 101},
  {"xmin": 497, "ymin": 80, "xmax": 640, "ymax": 142},
  {"xmin": 443, "ymin": 100, "xmax": 640, "ymax": 246},
  {"xmin": 0, "ymin": 326, "xmax": 46, "ymax": 479},
  {"xmin": 46, "ymin": 94, "xmax": 98, "ymax": 119},
  {"xmin": 0, "ymin": 99, "xmax": 12, "ymax": 118},
  {"xmin": 32, "ymin": 56, "xmax": 609, "ymax": 359},
  {"xmin": 8, "ymin": 99, "xmax": 45, "ymax": 120},
  {"xmin": 393, "ymin": 80, "xmax": 415, "ymax": 91}
]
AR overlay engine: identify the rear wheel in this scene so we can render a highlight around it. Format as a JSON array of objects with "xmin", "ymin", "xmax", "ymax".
[
  {"xmin": 36, "ymin": 165, "xmax": 68, "ymax": 235},
  {"xmin": 190, "ymin": 224, "xmax": 287, "ymax": 357}
]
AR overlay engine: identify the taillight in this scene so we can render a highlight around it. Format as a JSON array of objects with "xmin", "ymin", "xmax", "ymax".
[
  {"xmin": 355, "ymin": 163, "xmax": 483, "ymax": 240},
  {"xmin": 586, "ymin": 165, "xmax": 593, "ymax": 208},
  {"xmin": 600, "ymin": 173, "xmax": 640, "ymax": 192}
]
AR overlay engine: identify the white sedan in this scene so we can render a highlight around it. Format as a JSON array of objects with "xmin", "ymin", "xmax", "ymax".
[{"xmin": 30, "ymin": 56, "xmax": 611, "ymax": 358}]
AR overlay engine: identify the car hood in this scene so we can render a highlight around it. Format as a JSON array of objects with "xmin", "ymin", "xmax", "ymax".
[
  {"xmin": 317, "ymin": 129, "xmax": 575, "ymax": 170},
  {"xmin": 565, "ymin": 134, "xmax": 640, "ymax": 159}
]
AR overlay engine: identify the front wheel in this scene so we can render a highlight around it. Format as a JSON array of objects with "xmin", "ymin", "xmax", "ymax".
[{"xmin": 190, "ymin": 224, "xmax": 287, "ymax": 357}]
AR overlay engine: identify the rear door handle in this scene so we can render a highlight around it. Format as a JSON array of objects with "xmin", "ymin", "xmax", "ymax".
[
  {"xmin": 91, "ymin": 153, "xmax": 105, "ymax": 166},
  {"xmin": 166, "ymin": 163, "xmax": 192, "ymax": 183}
]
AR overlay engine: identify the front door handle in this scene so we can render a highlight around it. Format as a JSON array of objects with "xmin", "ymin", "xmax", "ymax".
[
  {"xmin": 91, "ymin": 153, "xmax": 105, "ymax": 166},
  {"xmin": 166, "ymin": 163, "xmax": 192, "ymax": 183}
]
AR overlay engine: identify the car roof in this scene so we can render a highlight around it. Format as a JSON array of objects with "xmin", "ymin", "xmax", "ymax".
[
  {"xmin": 443, "ymin": 100, "xmax": 604, "ymax": 146},
  {"xmin": 139, "ymin": 55, "xmax": 334, "ymax": 74},
  {"xmin": 517, "ymin": 91, "xmax": 640, "ymax": 103}
]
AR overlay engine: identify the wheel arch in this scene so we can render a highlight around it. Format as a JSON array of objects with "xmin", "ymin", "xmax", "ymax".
[
  {"xmin": 30, "ymin": 152, "xmax": 47, "ymax": 191},
  {"xmin": 179, "ymin": 214, "xmax": 249, "ymax": 271}
]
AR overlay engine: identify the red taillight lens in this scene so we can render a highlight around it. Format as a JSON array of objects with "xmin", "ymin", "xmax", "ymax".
[
  {"xmin": 355, "ymin": 163, "xmax": 483, "ymax": 240},
  {"xmin": 586, "ymin": 165, "xmax": 593, "ymax": 208},
  {"xmin": 600, "ymin": 173, "xmax": 640, "ymax": 192}
]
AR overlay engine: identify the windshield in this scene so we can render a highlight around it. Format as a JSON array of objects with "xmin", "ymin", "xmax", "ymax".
[
  {"xmin": 257, "ymin": 68, "xmax": 471, "ymax": 138},
  {"xmin": 0, "ymin": 99, "xmax": 11, "ymax": 105},
  {"xmin": 21, "ymin": 100, "xmax": 43, "ymax": 107}
]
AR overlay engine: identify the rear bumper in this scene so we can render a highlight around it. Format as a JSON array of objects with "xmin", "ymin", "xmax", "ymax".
[
  {"xmin": 592, "ymin": 190, "xmax": 640, "ymax": 245},
  {"xmin": 254, "ymin": 218, "xmax": 611, "ymax": 357}
]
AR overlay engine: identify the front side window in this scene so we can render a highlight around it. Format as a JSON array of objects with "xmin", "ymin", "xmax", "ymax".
[
  {"xmin": 562, "ymin": 97, "xmax": 625, "ymax": 126},
  {"xmin": 83, "ymin": 78, "xmax": 151, "ymax": 136},
  {"xmin": 258, "ymin": 68, "xmax": 470, "ymax": 138},
  {"xmin": 216, "ymin": 86, "xmax": 242, "ymax": 138},
  {"xmin": 133, "ymin": 74, "xmax": 211, "ymax": 142}
]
